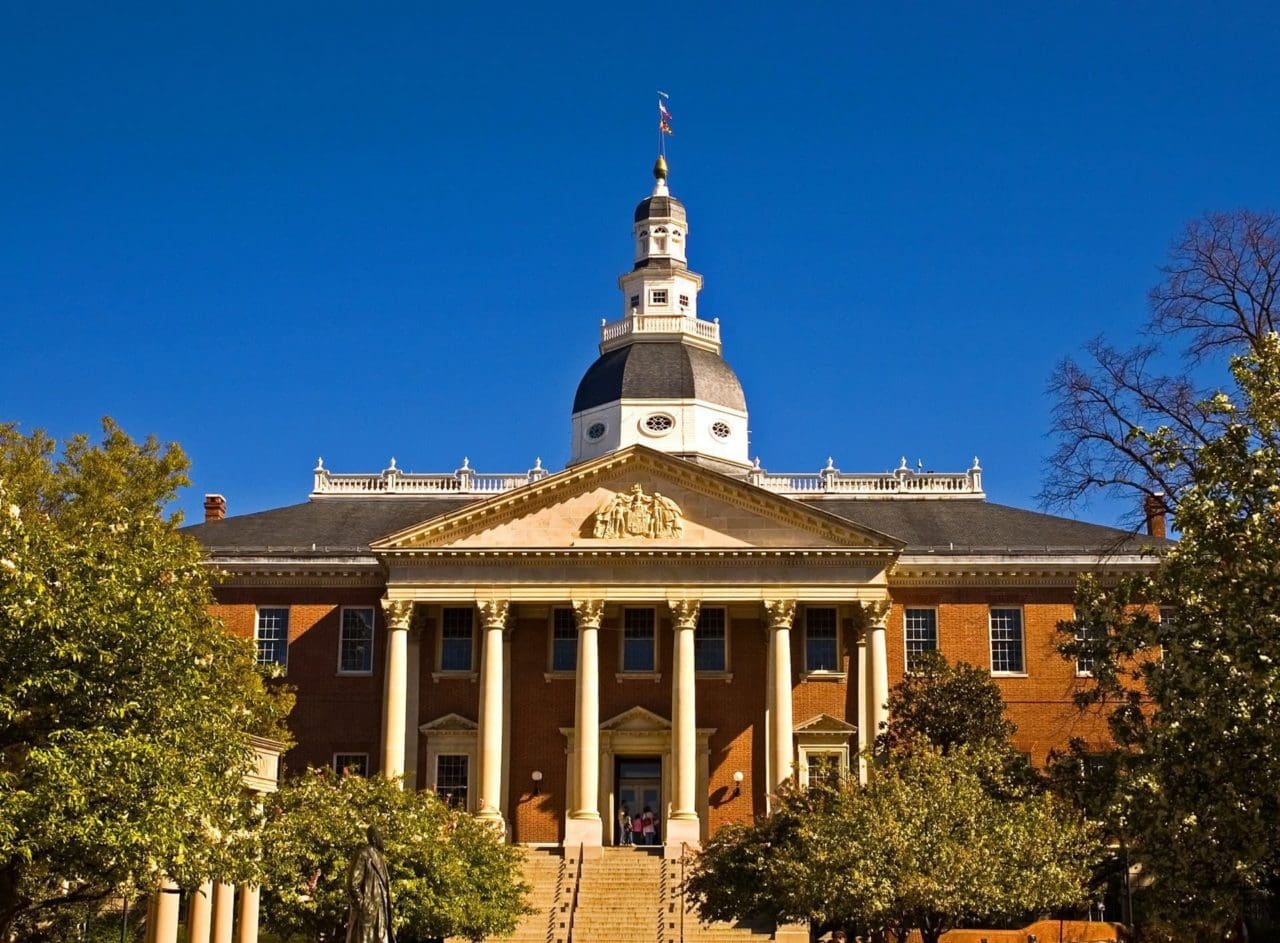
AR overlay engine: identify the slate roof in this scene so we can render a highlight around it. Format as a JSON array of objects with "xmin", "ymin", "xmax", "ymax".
[
  {"xmin": 572, "ymin": 342, "xmax": 748, "ymax": 413},
  {"xmin": 184, "ymin": 492, "xmax": 1155, "ymax": 557},
  {"xmin": 634, "ymin": 194, "xmax": 687, "ymax": 223}
]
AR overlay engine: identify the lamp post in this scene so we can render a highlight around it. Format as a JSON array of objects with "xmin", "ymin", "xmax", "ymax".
[
  {"xmin": 731, "ymin": 770, "xmax": 744, "ymax": 799},
  {"xmin": 531, "ymin": 770, "xmax": 543, "ymax": 796}
]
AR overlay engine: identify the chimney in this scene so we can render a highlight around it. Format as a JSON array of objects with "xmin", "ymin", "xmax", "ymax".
[
  {"xmin": 204, "ymin": 494, "xmax": 227, "ymax": 523},
  {"xmin": 1143, "ymin": 493, "xmax": 1166, "ymax": 539}
]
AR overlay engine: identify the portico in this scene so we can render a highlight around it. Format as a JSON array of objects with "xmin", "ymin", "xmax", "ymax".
[{"xmin": 369, "ymin": 445, "xmax": 901, "ymax": 854}]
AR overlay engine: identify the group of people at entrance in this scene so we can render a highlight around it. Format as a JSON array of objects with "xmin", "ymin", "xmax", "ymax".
[{"xmin": 617, "ymin": 805, "xmax": 658, "ymax": 845}]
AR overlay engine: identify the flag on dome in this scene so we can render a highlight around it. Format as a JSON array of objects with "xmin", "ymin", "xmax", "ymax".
[{"xmin": 658, "ymin": 93, "xmax": 673, "ymax": 135}]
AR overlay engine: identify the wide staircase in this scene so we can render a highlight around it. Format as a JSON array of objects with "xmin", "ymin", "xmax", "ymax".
[{"xmin": 484, "ymin": 845, "xmax": 775, "ymax": 943}]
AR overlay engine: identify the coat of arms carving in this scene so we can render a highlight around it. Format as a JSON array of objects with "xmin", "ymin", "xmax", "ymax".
[{"xmin": 591, "ymin": 484, "xmax": 684, "ymax": 539}]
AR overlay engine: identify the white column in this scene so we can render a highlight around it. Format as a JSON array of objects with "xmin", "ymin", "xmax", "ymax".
[
  {"xmin": 565, "ymin": 599, "xmax": 604, "ymax": 854},
  {"xmin": 234, "ymin": 885, "xmax": 260, "ymax": 943},
  {"xmin": 210, "ymin": 882, "xmax": 235, "ymax": 943},
  {"xmin": 866, "ymin": 603, "xmax": 890, "ymax": 748},
  {"xmin": 380, "ymin": 598, "xmax": 414, "ymax": 782},
  {"xmin": 476, "ymin": 600, "xmax": 510, "ymax": 825},
  {"xmin": 855, "ymin": 632, "xmax": 870, "ymax": 784},
  {"xmin": 765, "ymin": 600, "xmax": 796, "ymax": 795},
  {"xmin": 667, "ymin": 600, "xmax": 701, "ymax": 854},
  {"xmin": 187, "ymin": 880, "xmax": 213, "ymax": 943},
  {"xmin": 147, "ymin": 880, "xmax": 180, "ymax": 943}
]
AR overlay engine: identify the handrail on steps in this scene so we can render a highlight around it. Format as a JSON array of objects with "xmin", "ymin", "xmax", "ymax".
[
  {"xmin": 565, "ymin": 843, "xmax": 584, "ymax": 943},
  {"xmin": 679, "ymin": 842, "xmax": 688, "ymax": 943}
]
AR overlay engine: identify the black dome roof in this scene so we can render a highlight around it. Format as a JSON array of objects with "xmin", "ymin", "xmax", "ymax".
[
  {"xmin": 573, "ymin": 342, "xmax": 747, "ymax": 413},
  {"xmin": 634, "ymin": 194, "xmax": 687, "ymax": 224}
]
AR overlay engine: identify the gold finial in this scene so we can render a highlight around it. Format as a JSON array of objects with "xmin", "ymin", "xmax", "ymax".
[{"xmin": 653, "ymin": 154, "xmax": 668, "ymax": 181}]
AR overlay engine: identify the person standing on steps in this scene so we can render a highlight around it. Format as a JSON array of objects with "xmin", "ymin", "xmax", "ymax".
[
  {"xmin": 642, "ymin": 807, "xmax": 655, "ymax": 846},
  {"xmin": 618, "ymin": 805, "xmax": 631, "ymax": 845},
  {"xmin": 631, "ymin": 809, "xmax": 644, "ymax": 846}
]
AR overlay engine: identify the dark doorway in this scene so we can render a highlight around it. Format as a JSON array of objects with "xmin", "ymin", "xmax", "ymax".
[{"xmin": 615, "ymin": 755, "xmax": 662, "ymax": 846}]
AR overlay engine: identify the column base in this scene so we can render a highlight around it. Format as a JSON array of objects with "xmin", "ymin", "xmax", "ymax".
[
  {"xmin": 564, "ymin": 815, "xmax": 603, "ymax": 858},
  {"xmin": 663, "ymin": 816, "xmax": 700, "ymax": 858}
]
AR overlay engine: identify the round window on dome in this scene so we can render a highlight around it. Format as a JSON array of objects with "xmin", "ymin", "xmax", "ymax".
[
  {"xmin": 586, "ymin": 422, "xmax": 607, "ymax": 441},
  {"xmin": 711, "ymin": 421, "xmax": 731, "ymax": 440},
  {"xmin": 642, "ymin": 414, "xmax": 675, "ymax": 436}
]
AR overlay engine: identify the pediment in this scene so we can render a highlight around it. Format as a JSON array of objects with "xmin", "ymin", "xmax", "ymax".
[
  {"xmin": 795, "ymin": 713, "xmax": 857, "ymax": 734},
  {"xmin": 419, "ymin": 712, "xmax": 478, "ymax": 733},
  {"xmin": 600, "ymin": 705, "xmax": 670, "ymax": 731},
  {"xmin": 372, "ymin": 446, "xmax": 902, "ymax": 553}
]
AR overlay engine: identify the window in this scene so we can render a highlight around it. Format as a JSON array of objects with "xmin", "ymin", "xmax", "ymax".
[
  {"xmin": 551, "ymin": 607, "xmax": 577, "ymax": 673},
  {"xmin": 805, "ymin": 607, "xmax": 839, "ymax": 672},
  {"xmin": 339, "ymin": 607, "xmax": 375, "ymax": 674},
  {"xmin": 695, "ymin": 608, "xmax": 727, "ymax": 672},
  {"xmin": 989, "ymin": 608, "xmax": 1025, "ymax": 674},
  {"xmin": 623, "ymin": 608, "xmax": 656, "ymax": 672},
  {"xmin": 255, "ymin": 608, "xmax": 289, "ymax": 668},
  {"xmin": 710, "ymin": 421, "xmax": 731, "ymax": 440},
  {"xmin": 807, "ymin": 752, "xmax": 842, "ymax": 788},
  {"xmin": 651, "ymin": 289, "xmax": 668, "ymax": 305},
  {"xmin": 679, "ymin": 293, "xmax": 690, "ymax": 308},
  {"xmin": 333, "ymin": 753, "xmax": 369, "ymax": 777},
  {"xmin": 586, "ymin": 421, "xmax": 607, "ymax": 441},
  {"xmin": 440, "ymin": 607, "xmax": 474, "ymax": 672},
  {"xmin": 436, "ymin": 755, "xmax": 469, "ymax": 807},
  {"xmin": 1074, "ymin": 616, "xmax": 1100, "ymax": 677},
  {"xmin": 904, "ymin": 608, "xmax": 938, "ymax": 671},
  {"xmin": 643, "ymin": 414, "xmax": 674, "ymax": 433},
  {"xmin": 630, "ymin": 294, "xmax": 640, "ymax": 310}
]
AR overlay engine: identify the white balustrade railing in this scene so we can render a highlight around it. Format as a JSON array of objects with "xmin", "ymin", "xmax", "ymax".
[
  {"xmin": 599, "ymin": 313, "xmax": 721, "ymax": 349},
  {"xmin": 311, "ymin": 455, "xmax": 983, "ymax": 500}
]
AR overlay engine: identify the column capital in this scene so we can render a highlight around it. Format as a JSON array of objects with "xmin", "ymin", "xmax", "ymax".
[
  {"xmin": 857, "ymin": 598, "xmax": 892, "ymax": 631},
  {"xmin": 477, "ymin": 599, "xmax": 511, "ymax": 629},
  {"xmin": 381, "ymin": 597, "xmax": 415, "ymax": 631},
  {"xmin": 668, "ymin": 599, "xmax": 701, "ymax": 630},
  {"xmin": 763, "ymin": 599, "xmax": 797, "ymax": 629},
  {"xmin": 571, "ymin": 599, "xmax": 605, "ymax": 629}
]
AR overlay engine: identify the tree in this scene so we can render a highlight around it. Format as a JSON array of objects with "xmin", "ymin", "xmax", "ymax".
[
  {"xmin": 686, "ymin": 745, "xmax": 1099, "ymax": 943},
  {"xmin": 1043, "ymin": 209, "xmax": 1280, "ymax": 520},
  {"xmin": 259, "ymin": 768, "xmax": 530, "ymax": 942},
  {"xmin": 1061, "ymin": 336, "xmax": 1280, "ymax": 935},
  {"xmin": 0, "ymin": 420, "xmax": 293, "ymax": 939},
  {"xmin": 877, "ymin": 652, "xmax": 1016, "ymax": 756}
]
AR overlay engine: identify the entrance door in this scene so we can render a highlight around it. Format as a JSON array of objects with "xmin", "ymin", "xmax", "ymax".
[{"xmin": 615, "ymin": 756, "xmax": 662, "ymax": 846}]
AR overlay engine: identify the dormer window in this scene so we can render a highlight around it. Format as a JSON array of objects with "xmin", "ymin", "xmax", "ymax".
[{"xmin": 651, "ymin": 289, "xmax": 668, "ymax": 306}]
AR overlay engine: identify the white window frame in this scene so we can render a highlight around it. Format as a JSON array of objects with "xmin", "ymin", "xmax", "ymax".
[
  {"xmin": 434, "ymin": 753, "xmax": 472, "ymax": 809},
  {"xmin": 988, "ymin": 606, "xmax": 1027, "ymax": 676},
  {"xmin": 337, "ymin": 606, "xmax": 376, "ymax": 676},
  {"xmin": 254, "ymin": 606, "xmax": 289, "ymax": 670},
  {"xmin": 436, "ymin": 606, "xmax": 477, "ymax": 675},
  {"xmin": 694, "ymin": 606, "xmax": 730, "ymax": 676},
  {"xmin": 547, "ymin": 606, "xmax": 577, "ymax": 677},
  {"xmin": 1073, "ymin": 611, "xmax": 1096, "ymax": 677},
  {"xmin": 619, "ymin": 607, "xmax": 659, "ymax": 676},
  {"xmin": 650, "ymin": 288, "xmax": 668, "ymax": 306},
  {"xmin": 797, "ymin": 745, "xmax": 850, "ymax": 788},
  {"xmin": 332, "ymin": 752, "xmax": 369, "ymax": 776},
  {"xmin": 903, "ymin": 607, "xmax": 939, "ymax": 673},
  {"xmin": 803, "ymin": 606, "xmax": 842, "ymax": 675}
]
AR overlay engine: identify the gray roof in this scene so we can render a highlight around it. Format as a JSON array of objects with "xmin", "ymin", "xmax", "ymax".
[
  {"xmin": 572, "ymin": 342, "xmax": 748, "ymax": 413},
  {"xmin": 186, "ymin": 497, "xmax": 477, "ymax": 554},
  {"xmin": 184, "ymin": 491, "xmax": 1154, "ymax": 557},
  {"xmin": 634, "ymin": 194, "xmax": 687, "ymax": 223},
  {"xmin": 802, "ymin": 498, "xmax": 1155, "ymax": 555}
]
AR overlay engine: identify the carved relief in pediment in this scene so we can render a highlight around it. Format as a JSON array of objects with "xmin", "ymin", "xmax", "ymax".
[{"xmin": 589, "ymin": 483, "xmax": 684, "ymax": 539}]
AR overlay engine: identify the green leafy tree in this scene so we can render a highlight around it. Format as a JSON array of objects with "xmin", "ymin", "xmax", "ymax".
[
  {"xmin": 260, "ymin": 768, "xmax": 530, "ymax": 942},
  {"xmin": 0, "ymin": 420, "xmax": 292, "ymax": 939},
  {"xmin": 877, "ymin": 652, "xmax": 1017, "ymax": 756},
  {"xmin": 1060, "ymin": 335, "xmax": 1280, "ymax": 935},
  {"xmin": 687, "ymin": 745, "xmax": 1099, "ymax": 943}
]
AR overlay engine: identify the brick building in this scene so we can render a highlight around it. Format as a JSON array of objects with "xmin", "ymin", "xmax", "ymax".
[{"xmin": 186, "ymin": 156, "xmax": 1158, "ymax": 858}]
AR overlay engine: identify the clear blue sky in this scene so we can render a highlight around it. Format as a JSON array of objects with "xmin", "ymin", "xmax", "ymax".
[{"xmin": 3, "ymin": 3, "xmax": 1277, "ymax": 526}]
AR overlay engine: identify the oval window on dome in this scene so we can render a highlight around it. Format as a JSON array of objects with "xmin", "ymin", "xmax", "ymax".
[
  {"xmin": 711, "ymin": 421, "xmax": 731, "ymax": 440},
  {"xmin": 586, "ymin": 422, "xmax": 607, "ymax": 441},
  {"xmin": 642, "ymin": 414, "xmax": 675, "ymax": 436}
]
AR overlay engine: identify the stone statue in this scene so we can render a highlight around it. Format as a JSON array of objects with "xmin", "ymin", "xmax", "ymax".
[
  {"xmin": 590, "ymin": 484, "xmax": 684, "ymax": 539},
  {"xmin": 346, "ymin": 826, "xmax": 396, "ymax": 943}
]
